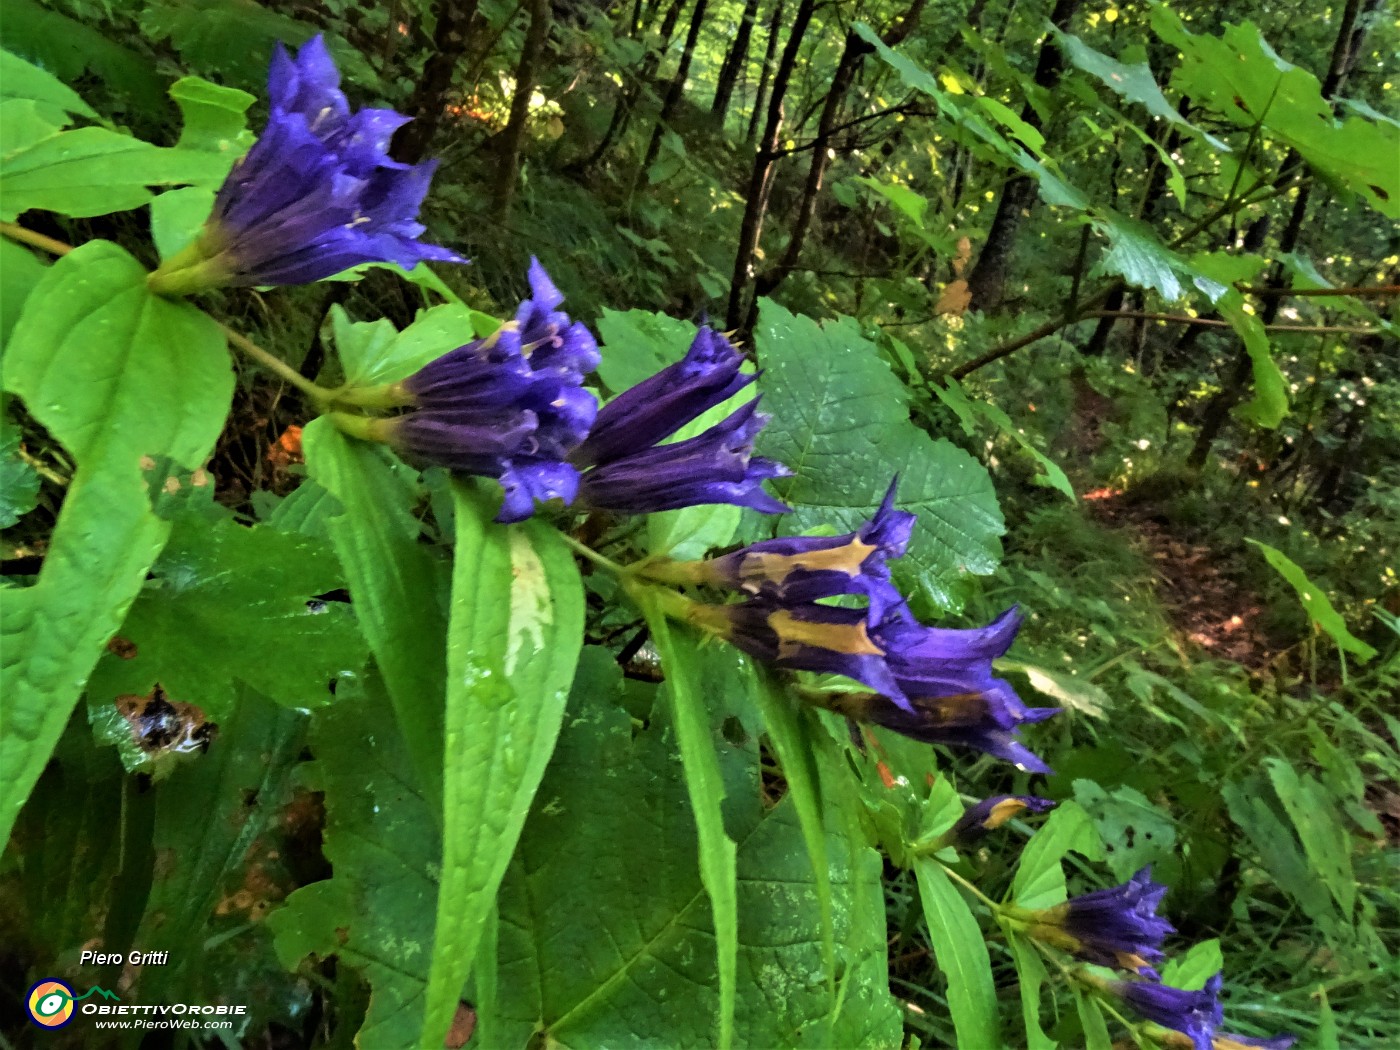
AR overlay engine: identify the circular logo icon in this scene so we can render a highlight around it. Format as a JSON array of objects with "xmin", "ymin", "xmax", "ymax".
[{"xmin": 27, "ymin": 979, "xmax": 76, "ymax": 1029}]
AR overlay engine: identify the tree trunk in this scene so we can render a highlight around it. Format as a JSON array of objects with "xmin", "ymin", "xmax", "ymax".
[
  {"xmin": 395, "ymin": 0, "xmax": 481, "ymax": 164},
  {"xmin": 964, "ymin": 0, "xmax": 1081, "ymax": 311},
  {"xmin": 1186, "ymin": 0, "xmax": 1373, "ymax": 469},
  {"xmin": 744, "ymin": 0, "xmax": 928, "ymax": 321},
  {"xmin": 711, "ymin": 0, "xmax": 760, "ymax": 125},
  {"xmin": 573, "ymin": 0, "xmax": 688, "ymax": 171},
  {"xmin": 724, "ymin": 0, "xmax": 817, "ymax": 330},
  {"xmin": 492, "ymin": 0, "xmax": 552, "ymax": 214},
  {"xmin": 744, "ymin": 0, "xmax": 786, "ymax": 145},
  {"xmin": 640, "ymin": 0, "xmax": 709, "ymax": 175}
]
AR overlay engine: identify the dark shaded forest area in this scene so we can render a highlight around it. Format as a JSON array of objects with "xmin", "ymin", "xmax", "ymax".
[{"xmin": 1, "ymin": 0, "xmax": 1396, "ymax": 1047}]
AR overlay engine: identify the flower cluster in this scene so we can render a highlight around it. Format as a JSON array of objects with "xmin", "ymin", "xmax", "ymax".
[
  {"xmin": 366, "ymin": 259, "xmax": 600, "ymax": 522},
  {"xmin": 1021, "ymin": 866, "xmax": 1174, "ymax": 978},
  {"xmin": 150, "ymin": 36, "xmax": 462, "ymax": 294},
  {"xmin": 650, "ymin": 483, "xmax": 1060, "ymax": 772}
]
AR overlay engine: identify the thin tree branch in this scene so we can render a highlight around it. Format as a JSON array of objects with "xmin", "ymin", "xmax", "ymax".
[
  {"xmin": 1082, "ymin": 310, "xmax": 1382, "ymax": 336},
  {"xmin": 1236, "ymin": 283, "xmax": 1399, "ymax": 299}
]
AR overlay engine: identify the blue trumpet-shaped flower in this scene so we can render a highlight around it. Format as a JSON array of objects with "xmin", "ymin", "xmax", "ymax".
[
  {"xmin": 677, "ymin": 479, "xmax": 914, "ymax": 623},
  {"xmin": 369, "ymin": 259, "xmax": 598, "ymax": 522},
  {"xmin": 1027, "ymin": 867, "xmax": 1174, "ymax": 977},
  {"xmin": 950, "ymin": 795, "xmax": 1056, "ymax": 842},
  {"xmin": 150, "ymin": 36, "xmax": 462, "ymax": 295},
  {"xmin": 1115, "ymin": 974, "xmax": 1224, "ymax": 1050},
  {"xmin": 572, "ymin": 326, "xmax": 754, "ymax": 467},
  {"xmin": 572, "ymin": 327, "xmax": 789, "ymax": 515},
  {"xmin": 577, "ymin": 399, "xmax": 790, "ymax": 515}
]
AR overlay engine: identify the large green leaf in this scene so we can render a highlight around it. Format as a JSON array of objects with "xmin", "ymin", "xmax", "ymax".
[
  {"xmin": 0, "ymin": 46, "xmax": 97, "ymax": 121},
  {"xmin": 330, "ymin": 302, "xmax": 479, "ymax": 388},
  {"xmin": 1246, "ymin": 539, "xmax": 1376, "ymax": 661},
  {"xmin": 914, "ymin": 860, "xmax": 1000, "ymax": 1049},
  {"xmin": 420, "ymin": 482, "xmax": 584, "ymax": 1049},
  {"xmin": 0, "ymin": 240, "xmax": 233, "ymax": 844},
  {"xmin": 269, "ymin": 683, "xmax": 440, "ymax": 1049},
  {"xmin": 86, "ymin": 513, "xmax": 367, "ymax": 718},
  {"xmin": 1264, "ymin": 757, "xmax": 1356, "ymax": 918},
  {"xmin": 491, "ymin": 650, "xmax": 903, "ymax": 1048},
  {"xmin": 642, "ymin": 605, "xmax": 739, "ymax": 1050},
  {"xmin": 301, "ymin": 417, "xmax": 451, "ymax": 804},
  {"xmin": 1011, "ymin": 800, "xmax": 1104, "ymax": 910},
  {"xmin": 755, "ymin": 300, "xmax": 1004, "ymax": 611},
  {"xmin": 1153, "ymin": 11, "xmax": 1399, "ymax": 217},
  {"xmin": 0, "ymin": 125, "xmax": 230, "ymax": 221}
]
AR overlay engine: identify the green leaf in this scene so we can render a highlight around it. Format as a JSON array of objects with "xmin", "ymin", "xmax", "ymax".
[
  {"xmin": 595, "ymin": 307, "xmax": 698, "ymax": 393},
  {"xmin": 1007, "ymin": 930, "xmax": 1056, "ymax": 1050},
  {"xmin": 1071, "ymin": 781, "xmax": 1177, "ymax": 881},
  {"xmin": 492, "ymin": 651, "xmax": 902, "ymax": 1048},
  {"xmin": 131, "ymin": 689, "xmax": 306, "ymax": 1005},
  {"xmin": 1073, "ymin": 986, "xmax": 1113, "ymax": 1050},
  {"xmin": 1190, "ymin": 253, "xmax": 1287, "ymax": 428},
  {"xmin": 0, "ymin": 418, "xmax": 40, "ymax": 527},
  {"xmin": 169, "ymin": 75, "xmax": 255, "ymax": 157},
  {"xmin": 0, "ymin": 126, "xmax": 231, "ymax": 221},
  {"xmin": 756, "ymin": 300, "xmax": 1004, "ymax": 611},
  {"xmin": 1000, "ymin": 660, "xmax": 1108, "ymax": 717},
  {"xmin": 420, "ymin": 482, "xmax": 584, "ymax": 1049},
  {"xmin": 332, "ymin": 303, "xmax": 479, "ymax": 388},
  {"xmin": 1246, "ymin": 539, "xmax": 1375, "ymax": 660},
  {"xmin": 140, "ymin": 0, "xmax": 379, "ymax": 91},
  {"xmin": 85, "ymin": 514, "xmax": 367, "ymax": 719},
  {"xmin": 1, "ymin": 0, "xmax": 167, "ymax": 115},
  {"xmin": 1052, "ymin": 30, "xmax": 1218, "ymax": 144},
  {"xmin": 749, "ymin": 671, "xmax": 835, "ymax": 990},
  {"xmin": 855, "ymin": 176, "xmax": 929, "ymax": 228},
  {"xmin": 1011, "ymin": 800, "xmax": 1105, "ymax": 909},
  {"xmin": 301, "ymin": 417, "xmax": 451, "ymax": 806},
  {"xmin": 1091, "ymin": 215, "xmax": 1183, "ymax": 301},
  {"xmin": 1264, "ymin": 757, "xmax": 1356, "ymax": 918},
  {"xmin": 1158, "ymin": 939, "xmax": 1222, "ymax": 990},
  {"xmin": 0, "ymin": 240, "xmax": 233, "ymax": 844},
  {"xmin": 914, "ymin": 860, "xmax": 999, "ymax": 1049},
  {"xmin": 1154, "ymin": 12, "xmax": 1400, "ymax": 218},
  {"xmin": 641, "ymin": 603, "xmax": 739, "ymax": 1050},
  {"xmin": 150, "ymin": 186, "xmax": 216, "ymax": 260},
  {"xmin": 0, "ymin": 46, "xmax": 98, "ymax": 121},
  {"xmin": 1221, "ymin": 776, "xmax": 1341, "ymax": 936},
  {"xmin": 269, "ymin": 682, "xmax": 440, "ymax": 1049}
]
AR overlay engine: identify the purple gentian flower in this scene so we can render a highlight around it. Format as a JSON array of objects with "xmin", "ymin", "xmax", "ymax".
[
  {"xmin": 373, "ymin": 259, "xmax": 599, "ymax": 522},
  {"xmin": 149, "ymin": 36, "xmax": 462, "ymax": 294},
  {"xmin": 825, "ymin": 682, "xmax": 1059, "ymax": 773},
  {"xmin": 576, "ymin": 399, "xmax": 791, "ymax": 515},
  {"xmin": 1031, "ymin": 867, "xmax": 1174, "ymax": 977},
  {"xmin": 684, "ymin": 479, "xmax": 915, "ymax": 623},
  {"xmin": 1116, "ymin": 974, "xmax": 1224, "ymax": 1050},
  {"xmin": 874, "ymin": 605, "xmax": 1059, "ymax": 771},
  {"xmin": 573, "ymin": 326, "xmax": 754, "ymax": 467},
  {"xmin": 951, "ymin": 795, "xmax": 1056, "ymax": 842}
]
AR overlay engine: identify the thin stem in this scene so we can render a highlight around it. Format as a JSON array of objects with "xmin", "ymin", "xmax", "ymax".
[
  {"xmin": 930, "ymin": 859, "xmax": 1006, "ymax": 912},
  {"xmin": 558, "ymin": 531, "xmax": 631, "ymax": 576},
  {"xmin": 17, "ymin": 447, "xmax": 70, "ymax": 488},
  {"xmin": 0, "ymin": 222, "xmax": 74, "ymax": 256},
  {"xmin": 1238, "ymin": 283, "xmax": 1400, "ymax": 298},
  {"xmin": 219, "ymin": 324, "xmax": 337, "ymax": 403},
  {"xmin": 1082, "ymin": 310, "xmax": 1380, "ymax": 336}
]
